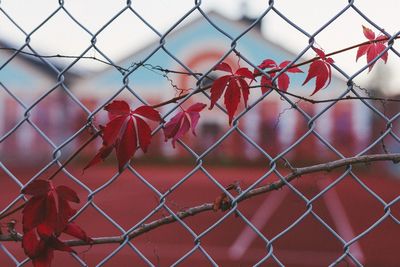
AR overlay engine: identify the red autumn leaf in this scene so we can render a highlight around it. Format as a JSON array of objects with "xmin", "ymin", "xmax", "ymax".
[
  {"xmin": 37, "ymin": 220, "xmax": 55, "ymax": 238},
  {"xmin": 356, "ymin": 25, "xmax": 388, "ymax": 72},
  {"xmin": 133, "ymin": 105, "xmax": 162, "ymax": 122},
  {"xmin": 55, "ymin": 185, "xmax": 79, "ymax": 231},
  {"xmin": 277, "ymin": 73, "xmax": 290, "ymax": 90},
  {"xmin": 83, "ymin": 145, "xmax": 113, "ymax": 170},
  {"xmin": 135, "ymin": 117, "xmax": 152, "ymax": 153},
  {"xmin": 63, "ymin": 222, "xmax": 92, "ymax": 243},
  {"xmin": 163, "ymin": 113, "xmax": 186, "ymax": 146},
  {"xmin": 279, "ymin": 61, "xmax": 304, "ymax": 74},
  {"xmin": 56, "ymin": 196, "xmax": 77, "ymax": 233},
  {"xmin": 23, "ymin": 228, "xmax": 75, "ymax": 267},
  {"xmin": 22, "ymin": 194, "xmax": 57, "ymax": 234},
  {"xmin": 237, "ymin": 78, "xmax": 250, "ymax": 106},
  {"xmin": 22, "ymin": 180, "xmax": 81, "ymax": 233},
  {"xmin": 115, "ymin": 117, "xmax": 137, "ymax": 171},
  {"xmin": 186, "ymin": 102, "xmax": 207, "ymax": 129},
  {"xmin": 164, "ymin": 103, "xmax": 206, "ymax": 148},
  {"xmin": 104, "ymin": 100, "xmax": 130, "ymax": 120},
  {"xmin": 209, "ymin": 75, "xmax": 230, "ymax": 108},
  {"xmin": 84, "ymin": 100, "xmax": 162, "ymax": 172},
  {"xmin": 260, "ymin": 75, "xmax": 273, "ymax": 94},
  {"xmin": 55, "ymin": 186, "xmax": 80, "ymax": 203},
  {"xmin": 214, "ymin": 62, "xmax": 233, "ymax": 73},
  {"xmin": 255, "ymin": 59, "xmax": 303, "ymax": 93},
  {"xmin": 235, "ymin": 67, "xmax": 254, "ymax": 80},
  {"xmin": 21, "ymin": 180, "xmax": 92, "ymax": 267},
  {"xmin": 22, "ymin": 229, "xmax": 45, "ymax": 258},
  {"xmin": 362, "ymin": 25, "xmax": 375, "ymax": 40},
  {"xmin": 22, "ymin": 196, "xmax": 47, "ymax": 232},
  {"xmin": 101, "ymin": 116, "xmax": 126, "ymax": 147},
  {"xmin": 209, "ymin": 62, "xmax": 254, "ymax": 125},
  {"xmin": 302, "ymin": 47, "xmax": 334, "ymax": 96},
  {"xmin": 223, "ymin": 78, "xmax": 241, "ymax": 123},
  {"xmin": 23, "ymin": 180, "xmax": 51, "ymax": 196},
  {"xmin": 258, "ymin": 59, "xmax": 276, "ymax": 69},
  {"xmin": 32, "ymin": 248, "xmax": 54, "ymax": 267}
]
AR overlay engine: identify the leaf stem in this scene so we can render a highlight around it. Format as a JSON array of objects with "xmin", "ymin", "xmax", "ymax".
[
  {"xmin": 47, "ymin": 132, "xmax": 101, "ymax": 181},
  {"xmin": 0, "ymin": 132, "xmax": 101, "ymax": 221}
]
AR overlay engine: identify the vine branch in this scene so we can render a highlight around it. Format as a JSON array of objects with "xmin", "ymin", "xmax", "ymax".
[
  {"xmin": 152, "ymin": 83, "xmax": 400, "ymax": 109},
  {"xmin": 1, "ymin": 35, "xmax": 399, "ymax": 110}
]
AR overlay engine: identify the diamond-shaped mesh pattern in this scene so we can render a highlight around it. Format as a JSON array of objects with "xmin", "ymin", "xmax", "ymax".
[{"xmin": 0, "ymin": 1, "xmax": 399, "ymax": 266}]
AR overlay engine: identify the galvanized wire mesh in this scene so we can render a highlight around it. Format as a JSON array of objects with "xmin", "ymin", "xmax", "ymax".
[{"xmin": 0, "ymin": 1, "xmax": 399, "ymax": 266}]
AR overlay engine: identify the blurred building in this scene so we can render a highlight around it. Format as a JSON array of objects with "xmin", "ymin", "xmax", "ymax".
[
  {"xmin": 0, "ymin": 12, "xmax": 374, "ymax": 163},
  {"xmin": 0, "ymin": 41, "xmax": 78, "ymax": 163}
]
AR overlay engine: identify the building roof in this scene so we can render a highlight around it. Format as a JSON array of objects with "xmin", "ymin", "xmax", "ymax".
[
  {"xmin": 0, "ymin": 39, "xmax": 79, "ymax": 93},
  {"xmin": 74, "ymin": 11, "xmax": 346, "ymax": 101}
]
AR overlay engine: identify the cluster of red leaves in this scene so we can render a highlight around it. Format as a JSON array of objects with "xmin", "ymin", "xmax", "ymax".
[
  {"xmin": 7, "ymin": 24, "xmax": 393, "ymax": 267},
  {"xmin": 209, "ymin": 63, "xmax": 254, "ymax": 125},
  {"xmin": 164, "ymin": 103, "xmax": 206, "ymax": 148},
  {"xmin": 302, "ymin": 47, "xmax": 334, "ymax": 96},
  {"xmin": 356, "ymin": 25, "xmax": 388, "ymax": 71},
  {"xmin": 81, "ymin": 27, "xmax": 391, "ymax": 172},
  {"xmin": 254, "ymin": 59, "xmax": 303, "ymax": 94},
  {"xmin": 21, "ymin": 180, "xmax": 92, "ymax": 267},
  {"xmin": 84, "ymin": 100, "xmax": 162, "ymax": 172}
]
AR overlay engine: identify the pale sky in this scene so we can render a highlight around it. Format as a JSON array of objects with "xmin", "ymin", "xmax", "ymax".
[{"xmin": 0, "ymin": 0, "xmax": 399, "ymax": 94}]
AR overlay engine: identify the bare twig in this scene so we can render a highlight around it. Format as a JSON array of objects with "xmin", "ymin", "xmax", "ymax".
[
  {"xmin": 2, "ymin": 36, "xmax": 399, "ymax": 110},
  {"xmin": 1, "ymin": 153, "xmax": 398, "ymax": 245},
  {"xmin": 1, "ymin": 35, "xmax": 397, "ymax": 74}
]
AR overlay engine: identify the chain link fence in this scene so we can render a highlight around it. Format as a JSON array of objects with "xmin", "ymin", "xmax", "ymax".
[{"xmin": 0, "ymin": 1, "xmax": 399, "ymax": 266}]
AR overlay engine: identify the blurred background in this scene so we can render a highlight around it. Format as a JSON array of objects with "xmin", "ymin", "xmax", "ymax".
[{"xmin": 0, "ymin": 1, "xmax": 399, "ymax": 266}]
